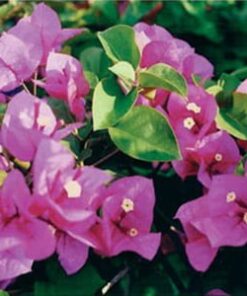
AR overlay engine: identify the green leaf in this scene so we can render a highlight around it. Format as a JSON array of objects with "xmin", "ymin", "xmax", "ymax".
[
  {"xmin": 216, "ymin": 110, "xmax": 247, "ymax": 140},
  {"xmin": 80, "ymin": 46, "xmax": 111, "ymax": 80},
  {"xmin": 216, "ymin": 73, "xmax": 240, "ymax": 106},
  {"xmin": 120, "ymin": 0, "xmax": 160, "ymax": 25},
  {"xmin": 0, "ymin": 103, "xmax": 7, "ymax": 124},
  {"xmin": 84, "ymin": 70, "xmax": 99, "ymax": 89},
  {"xmin": 92, "ymin": 77, "xmax": 138, "ymax": 131},
  {"xmin": 0, "ymin": 290, "xmax": 9, "ymax": 296},
  {"xmin": 216, "ymin": 92, "xmax": 247, "ymax": 140},
  {"xmin": 206, "ymin": 84, "xmax": 223, "ymax": 96},
  {"xmin": 97, "ymin": 25, "xmax": 140, "ymax": 68},
  {"xmin": 109, "ymin": 106, "xmax": 180, "ymax": 162},
  {"xmin": 109, "ymin": 61, "xmax": 136, "ymax": 93},
  {"xmin": 139, "ymin": 63, "xmax": 188, "ymax": 97},
  {"xmin": 90, "ymin": 0, "xmax": 118, "ymax": 24},
  {"xmin": 35, "ymin": 260, "xmax": 105, "ymax": 296}
]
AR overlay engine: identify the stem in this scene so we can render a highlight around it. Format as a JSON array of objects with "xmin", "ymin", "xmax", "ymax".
[
  {"xmin": 2, "ymin": 149, "xmax": 13, "ymax": 171},
  {"xmin": 101, "ymin": 266, "xmax": 129, "ymax": 295},
  {"xmin": 231, "ymin": 66, "xmax": 247, "ymax": 79},
  {"xmin": 92, "ymin": 149, "xmax": 119, "ymax": 166},
  {"xmin": 21, "ymin": 83, "xmax": 31, "ymax": 95},
  {"xmin": 33, "ymin": 71, "xmax": 38, "ymax": 96}
]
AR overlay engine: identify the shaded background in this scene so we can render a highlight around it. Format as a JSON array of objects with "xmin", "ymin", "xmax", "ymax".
[{"xmin": 2, "ymin": 0, "xmax": 247, "ymax": 77}]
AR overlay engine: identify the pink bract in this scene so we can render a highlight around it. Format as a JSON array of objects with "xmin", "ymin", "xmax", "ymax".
[
  {"xmin": 31, "ymin": 3, "xmax": 82, "ymax": 64},
  {"xmin": 41, "ymin": 52, "xmax": 90, "ymax": 121},
  {"xmin": 88, "ymin": 176, "xmax": 161, "ymax": 260},
  {"xmin": 176, "ymin": 174, "xmax": 247, "ymax": 271},
  {"xmin": 173, "ymin": 131, "xmax": 241, "ymax": 187},
  {"xmin": 0, "ymin": 170, "xmax": 55, "ymax": 281},
  {"xmin": 134, "ymin": 22, "xmax": 213, "ymax": 82},
  {"xmin": 1, "ymin": 91, "xmax": 81, "ymax": 161},
  {"xmin": 29, "ymin": 138, "xmax": 112, "ymax": 274},
  {"xmin": 168, "ymin": 84, "xmax": 217, "ymax": 148}
]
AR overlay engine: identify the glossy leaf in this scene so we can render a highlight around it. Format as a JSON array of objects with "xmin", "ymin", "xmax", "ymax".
[
  {"xmin": 139, "ymin": 63, "xmax": 188, "ymax": 97},
  {"xmin": 109, "ymin": 106, "xmax": 180, "ymax": 162},
  {"xmin": 93, "ymin": 77, "xmax": 138, "ymax": 131},
  {"xmin": 109, "ymin": 61, "xmax": 136, "ymax": 93},
  {"xmin": 216, "ymin": 92, "xmax": 247, "ymax": 140},
  {"xmin": 97, "ymin": 25, "xmax": 140, "ymax": 68},
  {"xmin": 35, "ymin": 260, "xmax": 105, "ymax": 296},
  {"xmin": 80, "ymin": 46, "xmax": 111, "ymax": 80}
]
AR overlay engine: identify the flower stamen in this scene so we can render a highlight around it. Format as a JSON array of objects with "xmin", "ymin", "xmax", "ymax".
[
  {"xmin": 183, "ymin": 117, "xmax": 196, "ymax": 130},
  {"xmin": 215, "ymin": 153, "xmax": 223, "ymax": 162},
  {"xmin": 121, "ymin": 198, "xmax": 134, "ymax": 213},
  {"xmin": 226, "ymin": 191, "xmax": 236, "ymax": 203},
  {"xmin": 64, "ymin": 180, "xmax": 81, "ymax": 198},
  {"xmin": 186, "ymin": 102, "xmax": 201, "ymax": 114},
  {"xmin": 128, "ymin": 228, "xmax": 138, "ymax": 237}
]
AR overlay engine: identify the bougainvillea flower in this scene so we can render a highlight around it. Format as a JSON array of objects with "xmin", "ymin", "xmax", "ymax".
[
  {"xmin": 137, "ymin": 88, "xmax": 169, "ymax": 108},
  {"xmin": 176, "ymin": 175, "xmax": 247, "ymax": 271},
  {"xmin": 30, "ymin": 139, "xmax": 112, "ymax": 274},
  {"xmin": 0, "ymin": 2, "xmax": 82, "ymax": 92},
  {"xmin": 0, "ymin": 241, "xmax": 33, "ymax": 282},
  {"xmin": 1, "ymin": 91, "xmax": 81, "ymax": 161},
  {"xmin": 205, "ymin": 289, "xmax": 230, "ymax": 296},
  {"xmin": 140, "ymin": 40, "xmax": 183, "ymax": 70},
  {"xmin": 134, "ymin": 22, "xmax": 213, "ymax": 82},
  {"xmin": 0, "ymin": 170, "xmax": 56, "ymax": 281},
  {"xmin": 0, "ymin": 32, "xmax": 41, "ymax": 92},
  {"xmin": 168, "ymin": 84, "xmax": 217, "ymax": 148},
  {"xmin": 173, "ymin": 131, "xmax": 240, "ymax": 187},
  {"xmin": 175, "ymin": 196, "xmax": 218, "ymax": 272},
  {"xmin": 32, "ymin": 3, "xmax": 82, "ymax": 64},
  {"xmin": 39, "ymin": 52, "xmax": 89, "ymax": 120},
  {"xmin": 134, "ymin": 22, "xmax": 173, "ymax": 53},
  {"xmin": 183, "ymin": 53, "xmax": 214, "ymax": 82},
  {"xmin": 196, "ymin": 132, "xmax": 240, "ymax": 187},
  {"xmin": 8, "ymin": 3, "xmax": 82, "ymax": 65},
  {"xmin": 88, "ymin": 176, "xmax": 161, "ymax": 260}
]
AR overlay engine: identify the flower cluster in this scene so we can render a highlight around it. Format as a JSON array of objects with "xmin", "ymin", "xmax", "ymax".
[
  {"xmin": 132, "ymin": 23, "xmax": 247, "ymax": 272},
  {"xmin": 134, "ymin": 22, "xmax": 213, "ymax": 107},
  {"xmin": 1, "ymin": 1, "xmax": 247, "ymax": 290},
  {"xmin": 0, "ymin": 4, "xmax": 160, "ymax": 285}
]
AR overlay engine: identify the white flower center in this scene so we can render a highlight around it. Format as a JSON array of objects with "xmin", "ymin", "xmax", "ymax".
[
  {"xmin": 186, "ymin": 102, "xmax": 201, "ymax": 114},
  {"xmin": 226, "ymin": 191, "xmax": 236, "ymax": 203},
  {"xmin": 215, "ymin": 153, "xmax": 223, "ymax": 162},
  {"xmin": 183, "ymin": 117, "xmax": 196, "ymax": 130},
  {"xmin": 121, "ymin": 198, "xmax": 134, "ymax": 213},
  {"xmin": 64, "ymin": 180, "xmax": 82, "ymax": 198},
  {"xmin": 128, "ymin": 228, "xmax": 138, "ymax": 237}
]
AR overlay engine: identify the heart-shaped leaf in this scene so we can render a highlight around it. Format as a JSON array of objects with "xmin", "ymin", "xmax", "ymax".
[
  {"xmin": 109, "ymin": 106, "xmax": 181, "ymax": 162},
  {"xmin": 139, "ymin": 63, "xmax": 187, "ymax": 97},
  {"xmin": 93, "ymin": 77, "xmax": 138, "ymax": 131},
  {"xmin": 97, "ymin": 25, "xmax": 140, "ymax": 68}
]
